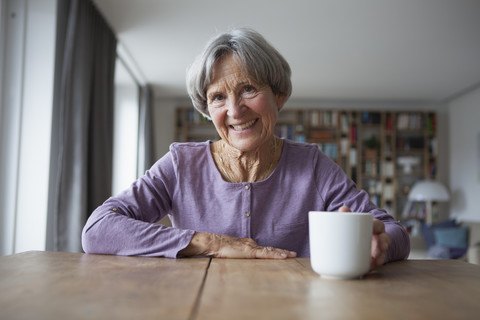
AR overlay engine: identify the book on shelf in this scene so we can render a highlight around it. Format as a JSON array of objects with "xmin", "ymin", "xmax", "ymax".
[
  {"xmin": 349, "ymin": 124, "xmax": 357, "ymax": 142},
  {"xmin": 340, "ymin": 113, "xmax": 349, "ymax": 133},
  {"xmin": 364, "ymin": 159, "xmax": 380, "ymax": 176},
  {"xmin": 349, "ymin": 148, "xmax": 357, "ymax": 166},
  {"xmin": 317, "ymin": 143, "xmax": 338, "ymax": 159},
  {"xmin": 310, "ymin": 111, "xmax": 339, "ymax": 127},
  {"xmin": 426, "ymin": 115, "xmax": 436, "ymax": 135},
  {"xmin": 361, "ymin": 112, "xmax": 381, "ymax": 125},
  {"xmin": 383, "ymin": 183, "xmax": 394, "ymax": 200},
  {"xmin": 385, "ymin": 115, "xmax": 393, "ymax": 131},
  {"xmin": 397, "ymin": 113, "xmax": 424, "ymax": 130},
  {"xmin": 330, "ymin": 111, "xmax": 338, "ymax": 127},
  {"xmin": 429, "ymin": 138, "xmax": 438, "ymax": 155},
  {"xmin": 340, "ymin": 138, "xmax": 349, "ymax": 156},
  {"xmin": 429, "ymin": 162, "xmax": 437, "ymax": 178},
  {"xmin": 382, "ymin": 161, "xmax": 394, "ymax": 177},
  {"xmin": 296, "ymin": 134, "xmax": 306, "ymax": 143},
  {"xmin": 311, "ymin": 111, "xmax": 319, "ymax": 126},
  {"xmin": 401, "ymin": 201, "xmax": 427, "ymax": 220}
]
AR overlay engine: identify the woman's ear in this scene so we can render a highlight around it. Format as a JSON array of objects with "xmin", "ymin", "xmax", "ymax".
[{"xmin": 275, "ymin": 94, "xmax": 287, "ymax": 110}]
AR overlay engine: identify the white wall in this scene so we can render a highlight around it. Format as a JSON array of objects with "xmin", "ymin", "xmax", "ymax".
[
  {"xmin": 449, "ymin": 86, "xmax": 480, "ymax": 222},
  {"xmin": 153, "ymin": 97, "xmax": 186, "ymax": 158},
  {"xmin": 0, "ymin": 0, "xmax": 56, "ymax": 255}
]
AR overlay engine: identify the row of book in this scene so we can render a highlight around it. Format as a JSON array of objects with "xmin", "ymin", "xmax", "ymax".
[
  {"xmin": 365, "ymin": 181, "xmax": 395, "ymax": 204},
  {"xmin": 310, "ymin": 111, "xmax": 339, "ymax": 127},
  {"xmin": 402, "ymin": 201, "xmax": 428, "ymax": 220},
  {"xmin": 362, "ymin": 160, "xmax": 395, "ymax": 177},
  {"xmin": 360, "ymin": 112, "xmax": 382, "ymax": 125},
  {"xmin": 426, "ymin": 115, "xmax": 436, "ymax": 135},
  {"xmin": 397, "ymin": 113, "xmax": 424, "ymax": 130},
  {"xmin": 364, "ymin": 159, "xmax": 380, "ymax": 176},
  {"xmin": 316, "ymin": 143, "xmax": 338, "ymax": 159}
]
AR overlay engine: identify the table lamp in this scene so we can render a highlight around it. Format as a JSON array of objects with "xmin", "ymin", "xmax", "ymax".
[{"xmin": 408, "ymin": 180, "xmax": 450, "ymax": 225}]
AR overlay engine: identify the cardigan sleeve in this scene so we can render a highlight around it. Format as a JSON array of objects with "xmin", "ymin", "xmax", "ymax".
[{"xmin": 81, "ymin": 152, "xmax": 195, "ymax": 258}]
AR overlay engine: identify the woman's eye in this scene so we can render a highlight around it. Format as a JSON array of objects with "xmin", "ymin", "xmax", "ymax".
[
  {"xmin": 208, "ymin": 94, "xmax": 224, "ymax": 103},
  {"xmin": 207, "ymin": 93, "xmax": 225, "ymax": 107},
  {"xmin": 242, "ymin": 85, "xmax": 257, "ymax": 96}
]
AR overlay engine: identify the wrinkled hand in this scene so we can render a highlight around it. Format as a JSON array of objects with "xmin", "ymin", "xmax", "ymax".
[
  {"xmin": 179, "ymin": 232, "xmax": 297, "ymax": 259},
  {"xmin": 339, "ymin": 206, "xmax": 392, "ymax": 270}
]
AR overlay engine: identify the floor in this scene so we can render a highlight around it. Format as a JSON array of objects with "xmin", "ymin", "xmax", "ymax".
[
  {"xmin": 407, "ymin": 234, "xmax": 436, "ymax": 260},
  {"xmin": 408, "ymin": 249, "xmax": 435, "ymax": 260}
]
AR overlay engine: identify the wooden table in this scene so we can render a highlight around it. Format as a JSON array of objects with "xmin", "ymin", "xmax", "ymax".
[{"xmin": 1, "ymin": 251, "xmax": 479, "ymax": 320}]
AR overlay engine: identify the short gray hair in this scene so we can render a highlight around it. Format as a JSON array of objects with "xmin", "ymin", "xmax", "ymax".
[{"xmin": 186, "ymin": 28, "xmax": 292, "ymax": 118}]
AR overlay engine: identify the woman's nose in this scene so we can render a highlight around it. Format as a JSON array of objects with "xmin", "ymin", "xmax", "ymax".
[{"xmin": 226, "ymin": 96, "xmax": 244, "ymax": 118}]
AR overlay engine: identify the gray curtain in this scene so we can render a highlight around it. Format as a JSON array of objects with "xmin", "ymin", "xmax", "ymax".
[
  {"xmin": 137, "ymin": 85, "xmax": 155, "ymax": 176},
  {"xmin": 47, "ymin": 0, "xmax": 117, "ymax": 252}
]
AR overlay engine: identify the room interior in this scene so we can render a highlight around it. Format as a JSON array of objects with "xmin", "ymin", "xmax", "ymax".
[
  {"xmin": 94, "ymin": 0, "xmax": 480, "ymax": 261},
  {"xmin": 1, "ymin": 0, "xmax": 480, "ymax": 261}
]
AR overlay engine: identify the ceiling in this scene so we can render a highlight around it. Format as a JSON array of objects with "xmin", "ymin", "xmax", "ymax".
[{"xmin": 93, "ymin": 0, "xmax": 480, "ymax": 103}]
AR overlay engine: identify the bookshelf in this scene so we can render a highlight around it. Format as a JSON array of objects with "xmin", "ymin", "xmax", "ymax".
[
  {"xmin": 175, "ymin": 107, "xmax": 219, "ymax": 142},
  {"xmin": 175, "ymin": 107, "xmax": 438, "ymax": 219}
]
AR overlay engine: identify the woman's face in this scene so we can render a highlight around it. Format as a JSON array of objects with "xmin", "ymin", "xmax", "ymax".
[{"xmin": 206, "ymin": 54, "xmax": 286, "ymax": 152}]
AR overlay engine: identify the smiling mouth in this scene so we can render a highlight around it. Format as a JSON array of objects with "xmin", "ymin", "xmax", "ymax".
[{"xmin": 231, "ymin": 119, "xmax": 257, "ymax": 131}]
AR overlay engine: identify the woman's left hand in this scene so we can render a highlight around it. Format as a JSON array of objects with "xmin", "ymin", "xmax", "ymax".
[{"xmin": 339, "ymin": 206, "xmax": 392, "ymax": 270}]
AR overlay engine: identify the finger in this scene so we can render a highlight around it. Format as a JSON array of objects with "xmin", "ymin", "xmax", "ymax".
[
  {"xmin": 370, "ymin": 233, "xmax": 390, "ymax": 269},
  {"xmin": 338, "ymin": 205, "xmax": 351, "ymax": 212},
  {"xmin": 379, "ymin": 232, "xmax": 392, "ymax": 249},
  {"xmin": 255, "ymin": 246, "xmax": 296, "ymax": 259},
  {"xmin": 370, "ymin": 249, "xmax": 387, "ymax": 269},
  {"xmin": 372, "ymin": 218, "xmax": 386, "ymax": 234},
  {"xmin": 371, "ymin": 234, "xmax": 380, "ymax": 257},
  {"xmin": 371, "ymin": 252, "xmax": 387, "ymax": 269},
  {"xmin": 375, "ymin": 251, "xmax": 387, "ymax": 267},
  {"xmin": 372, "ymin": 233, "xmax": 390, "ymax": 255}
]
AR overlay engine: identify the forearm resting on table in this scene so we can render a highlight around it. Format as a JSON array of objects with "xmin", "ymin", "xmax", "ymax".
[{"xmin": 178, "ymin": 232, "xmax": 297, "ymax": 259}]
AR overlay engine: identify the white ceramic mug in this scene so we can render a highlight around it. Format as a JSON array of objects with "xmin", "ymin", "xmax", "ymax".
[{"xmin": 309, "ymin": 211, "xmax": 373, "ymax": 279}]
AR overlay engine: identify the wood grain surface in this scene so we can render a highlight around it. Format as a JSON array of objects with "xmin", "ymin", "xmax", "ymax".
[
  {"xmin": 0, "ymin": 251, "xmax": 209, "ymax": 320},
  {"xmin": 1, "ymin": 252, "xmax": 480, "ymax": 320}
]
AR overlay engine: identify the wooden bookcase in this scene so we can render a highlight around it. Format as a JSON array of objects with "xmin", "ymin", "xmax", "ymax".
[
  {"xmin": 175, "ymin": 107, "xmax": 219, "ymax": 142},
  {"xmin": 175, "ymin": 107, "xmax": 438, "ymax": 219}
]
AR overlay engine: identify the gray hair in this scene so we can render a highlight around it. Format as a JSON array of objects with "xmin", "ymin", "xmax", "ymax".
[{"xmin": 186, "ymin": 28, "xmax": 292, "ymax": 118}]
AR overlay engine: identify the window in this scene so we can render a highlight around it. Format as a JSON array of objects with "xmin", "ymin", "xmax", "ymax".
[{"xmin": 112, "ymin": 57, "xmax": 140, "ymax": 196}]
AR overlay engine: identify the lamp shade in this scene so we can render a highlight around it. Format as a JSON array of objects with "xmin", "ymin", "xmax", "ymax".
[{"xmin": 408, "ymin": 180, "xmax": 450, "ymax": 202}]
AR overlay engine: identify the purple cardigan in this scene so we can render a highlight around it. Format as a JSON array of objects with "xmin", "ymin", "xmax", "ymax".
[{"xmin": 82, "ymin": 139, "xmax": 410, "ymax": 260}]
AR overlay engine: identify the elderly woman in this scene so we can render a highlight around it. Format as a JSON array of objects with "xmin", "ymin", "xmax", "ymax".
[{"xmin": 82, "ymin": 28, "xmax": 410, "ymax": 268}]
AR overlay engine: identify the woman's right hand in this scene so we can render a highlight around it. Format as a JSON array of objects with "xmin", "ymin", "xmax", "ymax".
[{"xmin": 178, "ymin": 232, "xmax": 297, "ymax": 259}]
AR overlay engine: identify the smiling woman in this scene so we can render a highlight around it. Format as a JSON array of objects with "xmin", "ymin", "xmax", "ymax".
[
  {"xmin": 82, "ymin": 28, "xmax": 410, "ymax": 267},
  {"xmin": 206, "ymin": 54, "xmax": 286, "ymax": 180}
]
